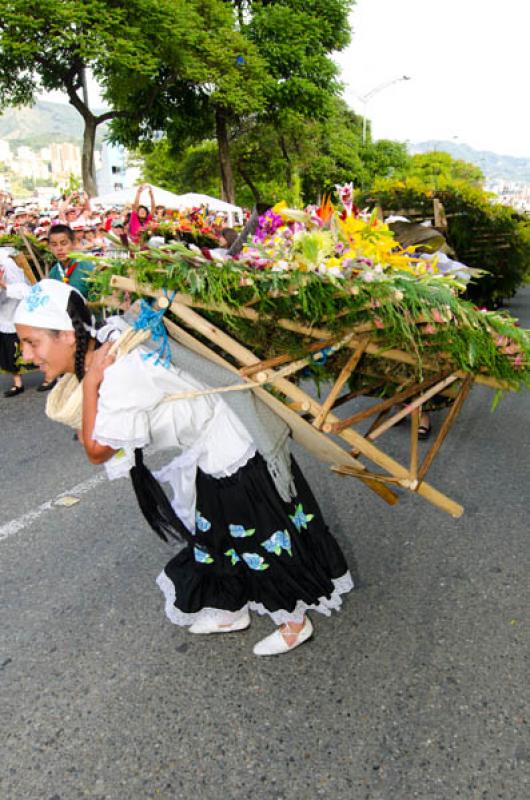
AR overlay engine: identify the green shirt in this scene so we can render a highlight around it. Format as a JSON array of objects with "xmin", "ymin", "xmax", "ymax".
[{"xmin": 48, "ymin": 258, "xmax": 96, "ymax": 299}]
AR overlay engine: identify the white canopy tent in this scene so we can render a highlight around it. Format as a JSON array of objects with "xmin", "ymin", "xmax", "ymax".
[{"xmin": 92, "ymin": 186, "xmax": 243, "ymax": 226}]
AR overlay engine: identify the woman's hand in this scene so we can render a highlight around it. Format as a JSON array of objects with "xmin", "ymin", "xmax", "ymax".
[
  {"xmin": 83, "ymin": 341, "xmax": 116, "ymax": 389},
  {"xmin": 0, "ymin": 268, "xmax": 6, "ymax": 289}
]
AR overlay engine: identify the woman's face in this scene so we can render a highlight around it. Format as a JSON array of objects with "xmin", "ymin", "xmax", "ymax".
[
  {"xmin": 16, "ymin": 325, "xmax": 76, "ymax": 380},
  {"xmin": 138, "ymin": 205, "xmax": 148, "ymax": 221}
]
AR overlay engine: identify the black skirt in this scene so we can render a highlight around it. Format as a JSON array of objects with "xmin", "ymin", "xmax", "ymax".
[
  {"xmin": 156, "ymin": 453, "xmax": 353, "ymax": 626},
  {"xmin": 0, "ymin": 332, "xmax": 19, "ymax": 373}
]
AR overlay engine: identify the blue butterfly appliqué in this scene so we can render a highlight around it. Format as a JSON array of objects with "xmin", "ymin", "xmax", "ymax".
[
  {"xmin": 289, "ymin": 503, "xmax": 315, "ymax": 532},
  {"xmin": 224, "ymin": 548, "xmax": 241, "ymax": 566},
  {"xmin": 25, "ymin": 284, "xmax": 50, "ymax": 312},
  {"xmin": 229, "ymin": 524, "xmax": 255, "ymax": 538},
  {"xmin": 261, "ymin": 530, "xmax": 293, "ymax": 557},
  {"xmin": 242, "ymin": 553, "xmax": 269, "ymax": 571},
  {"xmin": 193, "ymin": 546, "xmax": 214, "ymax": 564},
  {"xmin": 195, "ymin": 511, "xmax": 212, "ymax": 533}
]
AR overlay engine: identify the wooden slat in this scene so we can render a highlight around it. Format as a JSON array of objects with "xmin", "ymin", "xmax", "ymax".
[
  {"xmin": 13, "ymin": 253, "xmax": 37, "ymax": 286},
  {"xmin": 329, "ymin": 372, "xmax": 448, "ymax": 433},
  {"xmin": 368, "ymin": 375, "xmax": 459, "ymax": 441},
  {"xmin": 416, "ymin": 376, "xmax": 474, "ymax": 486},
  {"xmin": 107, "ymin": 275, "xmax": 467, "ymax": 517},
  {"xmin": 109, "ymin": 276, "xmax": 510, "ymax": 390},
  {"xmin": 312, "ymin": 337, "xmax": 369, "ymax": 430},
  {"xmin": 20, "ymin": 231, "xmax": 45, "ymax": 280},
  {"xmin": 409, "ymin": 407, "xmax": 420, "ymax": 481}
]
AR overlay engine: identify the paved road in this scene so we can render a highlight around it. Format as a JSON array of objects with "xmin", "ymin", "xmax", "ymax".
[{"xmin": 1, "ymin": 288, "xmax": 529, "ymax": 800}]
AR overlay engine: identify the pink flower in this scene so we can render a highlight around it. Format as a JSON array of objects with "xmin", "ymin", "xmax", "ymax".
[
  {"xmin": 423, "ymin": 324, "xmax": 436, "ymax": 334},
  {"xmin": 374, "ymin": 317, "xmax": 385, "ymax": 329},
  {"xmin": 431, "ymin": 308, "xmax": 444, "ymax": 324}
]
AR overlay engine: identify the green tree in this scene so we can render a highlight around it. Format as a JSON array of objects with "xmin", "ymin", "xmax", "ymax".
[
  {"xmin": 0, "ymin": 0, "xmax": 159, "ymax": 195},
  {"xmin": 140, "ymin": 139, "xmax": 222, "ymax": 199},
  {"xmin": 404, "ymin": 151, "xmax": 484, "ymax": 188},
  {"xmin": 110, "ymin": 0, "xmax": 355, "ymax": 202},
  {"xmin": 139, "ymin": 97, "xmax": 413, "ymax": 208},
  {"xmin": 360, "ymin": 176, "xmax": 527, "ymax": 306},
  {"xmin": 108, "ymin": 1, "xmax": 267, "ymax": 204}
]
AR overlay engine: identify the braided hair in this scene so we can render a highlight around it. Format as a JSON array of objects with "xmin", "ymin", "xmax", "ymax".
[{"xmin": 66, "ymin": 290, "xmax": 92, "ymax": 381}]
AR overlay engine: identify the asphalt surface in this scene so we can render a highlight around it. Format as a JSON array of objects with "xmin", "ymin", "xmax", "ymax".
[{"xmin": 1, "ymin": 287, "xmax": 529, "ymax": 800}]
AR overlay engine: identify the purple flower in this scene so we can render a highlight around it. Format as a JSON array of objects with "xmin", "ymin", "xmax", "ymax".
[{"xmin": 255, "ymin": 209, "xmax": 284, "ymax": 241}]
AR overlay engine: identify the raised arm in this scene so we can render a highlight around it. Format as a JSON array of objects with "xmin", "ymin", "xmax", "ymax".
[
  {"xmin": 79, "ymin": 190, "xmax": 91, "ymax": 217},
  {"xmin": 148, "ymin": 186, "xmax": 156, "ymax": 217},
  {"xmin": 132, "ymin": 184, "xmax": 145, "ymax": 214}
]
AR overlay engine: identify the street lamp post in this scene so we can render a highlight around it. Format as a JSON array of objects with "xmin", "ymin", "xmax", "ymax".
[{"xmin": 360, "ymin": 75, "xmax": 411, "ymax": 146}]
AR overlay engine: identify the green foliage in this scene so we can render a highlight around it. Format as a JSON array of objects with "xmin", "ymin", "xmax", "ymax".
[
  {"xmin": 138, "ymin": 97, "xmax": 411, "ymax": 207},
  {"xmin": 360, "ymin": 176, "xmax": 530, "ymax": 306},
  {"xmin": 0, "ymin": 1, "xmax": 151, "ymax": 102},
  {"xmin": 140, "ymin": 139, "xmax": 222, "ymax": 198},
  {"xmin": 89, "ymin": 246, "xmax": 530, "ymax": 391},
  {"xmin": 404, "ymin": 152, "xmax": 484, "ymax": 187},
  {"xmin": 0, "ymin": 232, "xmax": 54, "ymax": 270},
  {"xmin": 108, "ymin": 0, "xmax": 355, "ymax": 199}
]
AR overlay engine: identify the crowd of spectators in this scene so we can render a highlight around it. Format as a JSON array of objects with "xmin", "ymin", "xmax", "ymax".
[
  {"xmin": 0, "ymin": 183, "xmax": 246, "ymax": 397},
  {"xmin": 0, "ymin": 184, "xmax": 243, "ymax": 258}
]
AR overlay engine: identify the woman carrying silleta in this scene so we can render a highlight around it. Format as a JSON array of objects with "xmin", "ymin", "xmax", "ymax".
[{"xmin": 14, "ymin": 280, "xmax": 353, "ymax": 656}]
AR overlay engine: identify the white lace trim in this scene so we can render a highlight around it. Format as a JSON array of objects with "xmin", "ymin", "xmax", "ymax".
[
  {"xmin": 156, "ymin": 569, "xmax": 354, "ymax": 628},
  {"xmin": 209, "ymin": 445, "xmax": 256, "ymax": 479}
]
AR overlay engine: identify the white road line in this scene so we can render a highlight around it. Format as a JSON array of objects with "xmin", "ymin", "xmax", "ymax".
[{"xmin": 0, "ymin": 473, "xmax": 105, "ymax": 542}]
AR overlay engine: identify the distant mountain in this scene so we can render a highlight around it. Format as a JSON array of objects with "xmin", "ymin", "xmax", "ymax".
[
  {"xmin": 0, "ymin": 100, "xmax": 108, "ymax": 150},
  {"xmin": 408, "ymin": 140, "xmax": 530, "ymax": 183}
]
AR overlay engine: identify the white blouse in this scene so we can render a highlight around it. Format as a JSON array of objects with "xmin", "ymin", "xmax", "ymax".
[
  {"xmin": 93, "ymin": 348, "xmax": 256, "ymax": 531},
  {"xmin": 0, "ymin": 253, "xmax": 30, "ymax": 334}
]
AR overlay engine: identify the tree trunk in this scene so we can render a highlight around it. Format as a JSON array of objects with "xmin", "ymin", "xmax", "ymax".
[
  {"xmin": 237, "ymin": 161, "xmax": 261, "ymax": 203},
  {"xmin": 215, "ymin": 108, "xmax": 235, "ymax": 204},
  {"xmin": 278, "ymin": 134, "xmax": 293, "ymax": 189},
  {"xmin": 81, "ymin": 116, "xmax": 98, "ymax": 197}
]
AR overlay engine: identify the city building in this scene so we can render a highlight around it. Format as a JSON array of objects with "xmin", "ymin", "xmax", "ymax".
[{"xmin": 96, "ymin": 142, "xmax": 140, "ymax": 196}]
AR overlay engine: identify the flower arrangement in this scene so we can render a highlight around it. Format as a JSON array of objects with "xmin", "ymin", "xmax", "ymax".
[
  {"xmin": 238, "ymin": 194, "xmax": 476, "ymax": 286},
  {"xmin": 143, "ymin": 207, "xmax": 227, "ymax": 248},
  {"xmin": 89, "ymin": 186, "xmax": 530, "ymax": 395}
]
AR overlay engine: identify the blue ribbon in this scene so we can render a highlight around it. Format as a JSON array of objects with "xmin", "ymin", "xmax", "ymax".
[
  {"xmin": 302, "ymin": 345, "xmax": 333, "ymax": 376},
  {"xmin": 133, "ymin": 289, "xmax": 177, "ymax": 369}
]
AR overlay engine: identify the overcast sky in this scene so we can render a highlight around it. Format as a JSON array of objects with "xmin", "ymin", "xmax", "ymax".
[
  {"xmin": 42, "ymin": 0, "xmax": 529, "ymax": 159},
  {"xmin": 336, "ymin": 0, "xmax": 530, "ymax": 157}
]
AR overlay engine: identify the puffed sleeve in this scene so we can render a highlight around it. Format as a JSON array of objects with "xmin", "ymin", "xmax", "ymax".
[{"xmin": 92, "ymin": 350, "xmax": 165, "ymax": 451}]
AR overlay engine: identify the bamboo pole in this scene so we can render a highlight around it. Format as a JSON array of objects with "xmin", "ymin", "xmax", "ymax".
[
  {"xmin": 409, "ymin": 407, "xmax": 420, "ymax": 481},
  {"xmin": 13, "ymin": 252, "xmax": 37, "ymax": 286},
  {"xmin": 367, "ymin": 375, "xmax": 459, "ymax": 441},
  {"xmin": 330, "ymin": 382, "xmax": 385, "ymax": 410},
  {"xmin": 107, "ymin": 276, "xmax": 465, "ymax": 516},
  {"xmin": 162, "ymin": 381, "xmax": 262, "ymax": 403},
  {"xmin": 20, "ymin": 231, "xmax": 45, "ymax": 280},
  {"xmin": 240, "ymin": 337, "xmax": 339, "ymax": 377},
  {"xmin": 109, "ymin": 276, "xmax": 509, "ymax": 390},
  {"xmin": 329, "ymin": 371, "xmax": 449, "ymax": 433},
  {"xmin": 350, "ymin": 408, "xmax": 391, "ymax": 458},
  {"xmin": 161, "ymin": 297, "xmax": 399, "ymax": 505},
  {"xmin": 313, "ymin": 337, "xmax": 369, "ymax": 429},
  {"xmin": 259, "ymin": 333, "xmax": 354, "ymax": 384},
  {"xmin": 416, "ymin": 376, "xmax": 474, "ymax": 486},
  {"xmin": 254, "ymin": 363, "xmax": 464, "ymax": 517}
]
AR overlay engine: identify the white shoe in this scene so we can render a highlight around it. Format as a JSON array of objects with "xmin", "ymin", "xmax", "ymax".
[
  {"xmin": 189, "ymin": 610, "xmax": 250, "ymax": 635},
  {"xmin": 253, "ymin": 617, "xmax": 313, "ymax": 656}
]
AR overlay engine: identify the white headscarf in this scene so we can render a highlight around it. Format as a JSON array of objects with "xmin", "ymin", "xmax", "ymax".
[{"xmin": 13, "ymin": 279, "xmax": 84, "ymax": 331}]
